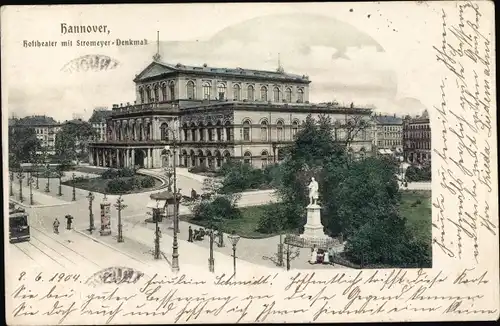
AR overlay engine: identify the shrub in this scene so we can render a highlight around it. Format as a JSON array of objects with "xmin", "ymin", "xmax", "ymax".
[
  {"xmin": 118, "ymin": 168, "xmax": 136, "ymax": 177},
  {"xmin": 140, "ymin": 176, "xmax": 156, "ymax": 188},
  {"xmin": 106, "ymin": 179, "xmax": 131, "ymax": 193},
  {"xmin": 192, "ymin": 195, "xmax": 241, "ymax": 222},
  {"xmin": 256, "ymin": 205, "xmax": 286, "ymax": 234},
  {"xmin": 188, "ymin": 166, "xmax": 214, "ymax": 174},
  {"xmin": 101, "ymin": 169, "xmax": 118, "ymax": 179}
]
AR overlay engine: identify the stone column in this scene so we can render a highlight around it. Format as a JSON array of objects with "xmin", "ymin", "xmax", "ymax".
[
  {"xmin": 116, "ymin": 149, "xmax": 120, "ymax": 168},
  {"xmin": 149, "ymin": 148, "xmax": 153, "ymax": 168},
  {"xmin": 108, "ymin": 150, "xmax": 112, "ymax": 167},
  {"xmin": 131, "ymin": 149, "xmax": 135, "ymax": 167},
  {"xmin": 124, "ymin": 149, "xmax": 129, "ymax": 168},
  {"xmin": 96, "ymin": 149, "xmax": 101, "ymax": 166},
  {"xmin": 89, "ymin": 148, "xmax": 93, "ymax": 165}
]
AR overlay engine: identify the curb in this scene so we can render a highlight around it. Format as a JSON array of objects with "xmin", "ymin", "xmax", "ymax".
[
  {"xmin": 9, "ymin": 198, "xmax": 73, "ymax": 208},
  {"xmin": 74, "ymin": 229, "xmax": 153, "ymax": 267}
]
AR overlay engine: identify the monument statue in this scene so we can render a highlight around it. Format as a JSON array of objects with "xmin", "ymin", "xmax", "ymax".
[{"xmin": 308, "ymin": 177, "xmax": 319, "ymax": 205}]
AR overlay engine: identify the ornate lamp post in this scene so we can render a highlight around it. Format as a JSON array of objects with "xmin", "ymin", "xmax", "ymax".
[
  {"xmin": 165, "ymin": 118, "xmax": 180, "ymax": 272},
  {"xmin": 164, "ymin": 168, "xmax": 173, "ymax": 192},
  {"xmin": 86, "ymin": 192, "xmax": 95, "ymax": 234},
  {"xmin": 114, "ymin": 195, "xmax": 127, "ymax": 243},
  {"xmin": 71, "ymin": 173, "xmax": 76, "ymax": 201},
  {"xmin": 9, "ymin": 171, "xmax": 14, "ymax": 197},
  {"xmin": 154, "ymin": 208, "xmax": 161, "ymax": 260},
  {"xmin": 35, "ymin": 168, "xmax": 39, "ymax": 189},
  {"xmin": 57, "ymin": 169, "xmax": 64, "ymax": 196},
  {"xmin": 16, "ymin": 170, "xmax": 25, "ymax": 203},
  {"xmin": 228, "ymin": 231, "xmax": 240, "ymax": 277},
  {"xmin": 28, "ymin": 175, "xmax": 34, "ymax": 205},
  {"xmin": 45, "ymin": 164, "xmax": 50, "ymax": 193}
]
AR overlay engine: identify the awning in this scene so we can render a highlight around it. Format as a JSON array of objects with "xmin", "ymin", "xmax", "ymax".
[{"xmin": 147, "ymin": 199, "xmax": 167, "ymax": 209}]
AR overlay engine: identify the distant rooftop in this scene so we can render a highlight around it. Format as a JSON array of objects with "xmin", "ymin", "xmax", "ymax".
[
  {"xmin": 372, "ymin": 114, "xmax": 403, "ymax": 125},
  {"xmin": 89, "ymin": 108, "xmax": 113, "ymax": 123},
  {"xmin": 14, "ymin": 115, "xmax": 59, "ymax": 126},
  {"xmin": 135, "ymin": 60, "xmax": 310, "ymax": 83}
]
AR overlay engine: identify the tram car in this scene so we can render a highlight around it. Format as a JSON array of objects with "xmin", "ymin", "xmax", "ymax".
[{"xmin": 9, "ymin": 204, "xmax": 30, "ymax": 243}]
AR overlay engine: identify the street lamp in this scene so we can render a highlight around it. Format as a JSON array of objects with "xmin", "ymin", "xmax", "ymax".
[
  {"xmin": 228, "ymin": 231, "xmax": 240, "ymax": 277},
  {"xmin": 16, "ymin": 170, "xmax": 25, "ymax": 203},
  {"xmin": 45, "ymin": 164, "xmax": 50, "ymax": 193},
  {"xmin": 35, "ymin": 168, "xmax": 39, "ymax": 189},
  {"xmin": 164, "ymin": 118, "xmax": 180, "ymax": 272},
  {"xmin": 71, "ymin": 173, "xmax": 76, "ymax": 201},
  {"xmin": 164, "ymin": 167, "xmax": 173, "ymax": 192},
  {"xmin": 9, "ymin": 171, "xmax": 14, "ymax": 197},
  {"xmin": 57, "ymin": 169, "xmax": 63, "ymax": 196},
  {"xmin": 272, "ymin": 142, "xmax": 277, "ymax": 163},
  {"xmin": 114, "ymin": 195, "xmax": 127, "ymax": 243},
  {"xmin": 28, "ymin": 175, "xmax": 34, "ymax": 205},
  {"xmin": 86, "ymin": 192, "xmax": 95, "ymax": 234},
  {"xmin": 153, "ymin": 208, "xmax": 161, "ymax": 260}
]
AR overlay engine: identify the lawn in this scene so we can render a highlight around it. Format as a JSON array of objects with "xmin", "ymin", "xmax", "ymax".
[
  {"xmin": 399, "ymin": 190, "xmax": 432, "ymax": 242},
  {"xmin": 62, "ymin": 176, "xmax": 162, "ymax": 195},
  {"xmin": 182, "ymin": 191, "xmax": 432, "ymax": 240}
]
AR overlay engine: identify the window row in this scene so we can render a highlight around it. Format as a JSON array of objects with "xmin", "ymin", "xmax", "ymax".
[
  {"xmin": 139, "ymin": 81, "xmax": 305, "ymax": 103},
  {"xmin": 242, "ymin": 120, "xmax": 299, "ymax": 142}
]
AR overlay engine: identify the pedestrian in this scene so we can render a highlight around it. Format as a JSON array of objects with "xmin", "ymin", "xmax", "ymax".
[
  {"xmin": 191, "ymin": 188, "xmax": 197, "ymax": 199},
  {"xmin": 53, "ymin": 218, "xmax": 60, "ymax": 234},
  {"xmin": 65, "ymin": 214, "xmax": 73, "ymax": 230},
  {"xmin": 188, "ymin": 226, "xmax": 193, "ymax": 242}
]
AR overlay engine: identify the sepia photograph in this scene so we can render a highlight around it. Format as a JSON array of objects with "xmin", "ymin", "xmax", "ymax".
[{"xmin": 2, "ymin": 2, "xmax": 497, "ymax": 324}]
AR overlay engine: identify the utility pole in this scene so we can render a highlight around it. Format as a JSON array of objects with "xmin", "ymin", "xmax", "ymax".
[
  {"xmin": 71, "ymin": 173, "xmax": 76, "ymax": 201},
  {"xmin": 9, "ymin": 171, "xmax": 14, "ymax": 196},
  {"xmin": 45, "ymin": 164, "xmax": 50, "ymax": 193},
  {"xmin": 28, "ymin": 175, "xmax": 34, "ymax": 205},
  {"xmin": 154, "ymin": 209, "xmax": 161, "ymax": 260},
  {"xmin": 17, "ymin": 170, "xmax": 25, "ymax": 203},
  {"xmin": 114, "ymin": 195, "xmax": 126, "ymax": 242},
  {"xmin": 86, "ymin": 192, "xmax": 95, "ymax": 234},
  {"xmin": 57, "ymin": 169, "xmax": 63, "ymax": 196}
]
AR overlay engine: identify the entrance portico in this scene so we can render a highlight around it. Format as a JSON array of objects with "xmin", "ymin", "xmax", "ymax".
[{"xmin": 89, "ymin": 146, "xmax": 165, "ymax": 169}]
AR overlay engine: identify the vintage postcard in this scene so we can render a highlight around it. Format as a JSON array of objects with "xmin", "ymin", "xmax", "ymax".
[{"xmin": 2, "ymin": 1, "xmax": 498, "ymax": 324}]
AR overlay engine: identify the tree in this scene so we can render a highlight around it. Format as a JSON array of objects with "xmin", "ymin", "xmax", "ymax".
[
  {"xmin": 265, "ymin": 115, "xmax": 430, "ymax": 267},
  {"xmin": 8, "ymin": 123, "xmax": 41, "ymax": 168},
  {"xmin": 55, "ymin": 121, "xmax": 96, "ymax": 163}
]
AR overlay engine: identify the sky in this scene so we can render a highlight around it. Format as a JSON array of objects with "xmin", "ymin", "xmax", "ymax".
[{"xmin": 1, "ymin": 2, "xmax": 444, "ymax": 122}]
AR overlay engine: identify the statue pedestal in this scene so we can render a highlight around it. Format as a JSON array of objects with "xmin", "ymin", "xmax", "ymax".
[{"xmin": 300, "ymin": 203, "xmax": 333, "ymax": 247}]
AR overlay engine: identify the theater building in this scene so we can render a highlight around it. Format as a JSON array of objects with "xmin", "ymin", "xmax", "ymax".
[{"xmin": 88, "ymin": 58, "xmax": 373, "ymax": 169}]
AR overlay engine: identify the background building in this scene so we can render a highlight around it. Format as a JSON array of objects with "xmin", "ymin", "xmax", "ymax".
[
  {"xmin": 10, "ymin": 115, "xmax": 61, "ymax": 155},
  {"xmin": 403, "ymin": 110, "xmax": 431, "ymax": 164},
  {"xmin": 88, "ymin": 107, "xmax": 113, "ymax": 141},
  {"xmin": 89, "ymin": 58, "xmax": 373, "ymax": 169},
  {"xmin": 372, "ymin": 113, "xmax": 403, "ymax": 158}
]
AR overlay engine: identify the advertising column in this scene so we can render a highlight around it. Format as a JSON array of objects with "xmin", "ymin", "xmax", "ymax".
[{"xmin": 100, "ymin": 195, "xmax": 111, "ymax": 236}]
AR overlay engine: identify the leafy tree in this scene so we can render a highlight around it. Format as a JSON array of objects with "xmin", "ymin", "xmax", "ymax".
[
  {"xmin": 55, "ymin": 121, "xmax": 96, "ymax": 163},
  {"xmin": 263, "ymin": 114, "xmax": 430, "ymax": 267},
  {"xmin": 8, "ymin": 124, "xmax": 41, "ymax": 168}
]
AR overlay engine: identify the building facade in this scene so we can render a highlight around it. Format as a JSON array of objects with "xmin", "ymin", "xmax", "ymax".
[
  {"xmin": 89, "ymin": 107, "xmax": 113, "ymax": 141},
  {"xmin": 89, "ymin": 59, "xmax": 373, "ymax": 169},
  {"xmin": 10, "ymin": 115, "xmax": 61, "ymax": 155},
  {"xmin": 403, "ymin": 110, "xmax": 431, "ymax": 164},
  {"xmin": 372, "ymin": 114, "xmax": 403, "ymax": 157}
]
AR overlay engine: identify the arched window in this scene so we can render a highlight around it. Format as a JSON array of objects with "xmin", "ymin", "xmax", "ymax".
[
  {"xmin": 243, "ymin": 151, "xmax": 252, "ymax": 165},
  {"xmin": 203, "ymin": 82, "xmax": 211, "ymax": 100},
  {"xmin": 207, "ymin": 122, "xmax": 214, "ymax": 141},
  {"xmin": 297, "ymin": 88, "xmax": 304, "ymax": 103},
  {"xmin": 139, "ymin": 88, "xmax": 145, "ymax": 104},
  {"xmin": 161, "ymin": 83, "xmax": 167, "ymax": 101},
  {"xmin": 147, "ymin": 86, "xmax": 153, "ymax": 103},
  {"xmin": 285, "ymin": 87, "xmax": 292, "ymax": 102},
  {"xmin": 182, "ymin": 123, "xmax": 189, "ymax": 141},
  {"xmin": 169, "ymin": 82, "xmax": 175, "ymax": 100},
  {"xmin": 247, "ymin": 85, "xmax": 254, "ymax": 101},
  {"xmin": 199, "ymin": 124, "xmax": 205, "ymax": 141},
  {"xmin": 160, "ymin": 123, "xmax": 169, "ymax": 141},
  {"xmin": 233, "ymin": 84, "xmax": 241, "ymax": 101},
  {"xmin": 260, "ymin": 86, "xmax": 268, "ymax": 101},
  {"xmin": 273, "ymin": 87, "xmax": 280, "ymax": 102},
  {"xmin": 225, "ymin": 121, "xmax": 232, "ymax": 141},
  {"xmin": 260, "ymin": 120, "xmax": 268, "ymax": 141},
  {"xmin": 276, "ymin": 120, "xmax": 284, "ymax": 141},
  {"xmin": 186, "ymin": 81, "xmax": 195, "ymax": 99},
  {"xmin": 154, "ymin": 84, "xmax": 159, "ymax": 102},
  {"xmin": 217, "ymin": 83, "xmax": 226, "ymax": 100},
  {"xmin": 191, "ymin": 123, "xmax": 197, "ymax": 141},
  {"xmin": 292, "ymin": 120, "xmax": 299, "ymax": 138},
  {"xmin": 261, "ymin": 150, "xmax": 269, "ymax": 168},
  {"xmin": 242, "ymin": 120, "xmax": 251, "ymax": 141}
]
